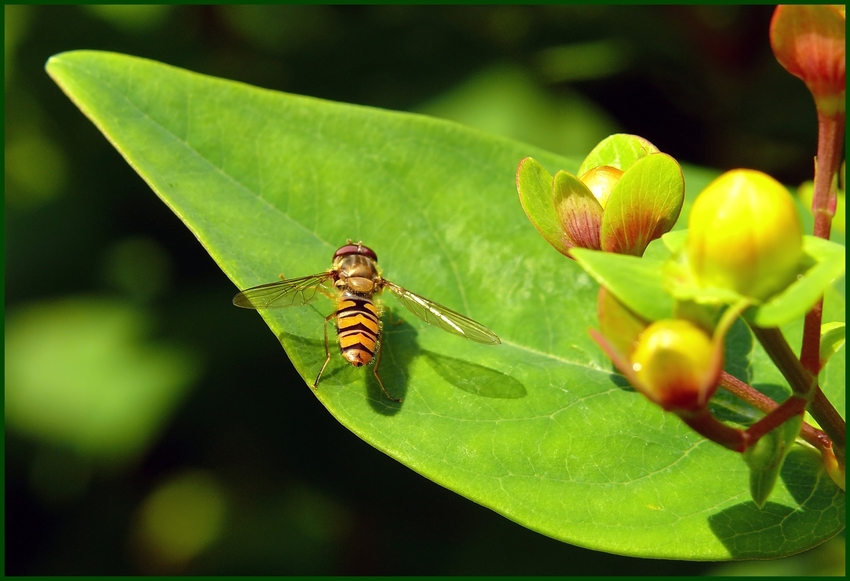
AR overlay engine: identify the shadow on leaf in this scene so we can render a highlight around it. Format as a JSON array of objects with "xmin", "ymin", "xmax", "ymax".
[
  {"xmin": 278, "ymin": 308, "xmax": 524, "ymax": 406},
  {"xmin": 276, "ymin": 325, "xmax": 409, "ymax": 415},
  {"xmin": 422, "ymin": 351, "xmax": 526, "ymax": 399},
  {"xmin": 606, "ymin": 369, "xmax": 634, "ymax": 392},
  {"xmin": 706, "ymin": 445, "xmax": 845, "ymax": 558},
  {"xmin": 723, "ymin": 317, "xmax": 753, "ymax": 384}
]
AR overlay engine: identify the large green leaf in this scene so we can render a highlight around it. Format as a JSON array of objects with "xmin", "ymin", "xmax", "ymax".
[{"xmin": 46, "ymin": 50, "xmax": 844, "ymax": 560}]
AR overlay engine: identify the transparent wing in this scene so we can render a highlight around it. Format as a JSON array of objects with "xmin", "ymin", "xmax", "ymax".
[
  {"xmin": 384, "ymin": 281, "xmax": 500, "ymax": 345},
  {"xmin": 233, "ymin": 272, "xmax": 333, "ymax": 309}
]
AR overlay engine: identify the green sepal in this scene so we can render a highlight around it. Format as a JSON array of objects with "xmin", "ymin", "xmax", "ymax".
[
  {"xmin": 571, "ymin": 248, "xmax": 673, "ymax": 322},
  {"xmin": 662, "ymin": 235, "xmax": 845, "ymax": 327},
  {"xmin": 599, "ymin": 153, "xmax": 684, "ymax": 256},
  {"xmin": 577, "ymin": 133, "xmax": 659, "ymax": 175},
  {"xmin": 516, "ymin": 157, "xmax": 573, "ymax": 257}
]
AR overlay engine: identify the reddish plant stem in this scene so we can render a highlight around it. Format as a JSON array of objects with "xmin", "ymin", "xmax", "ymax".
[
  {"xmin": 749, "ymin": 325, "xmax": 845, "ymax": 460},
  {"xmin": 800, "ymin": 110, "xmax": 845, "ymax": 378},
  {"xmin": 749, "ymin": 326, "xmax": 815, "ymax": 397},
  {"xmin": 800, "ymin": 300, "xmax": 824, "ymax": 377},
  {"xmin": 812, "ymin": 385, "xmax": 846, "ymax": 465},
  {"xmin": 679, "ymin": 407, "xmax": 748, "ymax": 452},
  {"xmin": 810, "ymin": 110, "xmax": 844, "ymax": 240},
  {"xmin": 719, "ymin": 371, "xmax": 778, "ymax": 411},
  {"xmin": 799, "ymin": 110, "xmax": 846, "ymax": 467},
  {"xmin": 719, "ymin": 372, "xmax": 832, "ymax": 454},
  {"xmin": 744, "ymin": 396, "xmax": 806, "ymax": 443}
]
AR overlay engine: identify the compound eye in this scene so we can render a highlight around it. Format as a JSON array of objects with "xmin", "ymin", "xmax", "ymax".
[
  {"xmin": 357, "ymin": 244, "xmax": 378, "ymax": 262},
  {"xmin": 333, "ymin": 243, "xmax": 378, "ymax": 262}
]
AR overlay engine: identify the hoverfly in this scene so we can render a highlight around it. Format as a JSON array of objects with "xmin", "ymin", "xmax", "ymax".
[{"xmin": 233, "ymin": 241, "xmax": 500, "ymax": 402}]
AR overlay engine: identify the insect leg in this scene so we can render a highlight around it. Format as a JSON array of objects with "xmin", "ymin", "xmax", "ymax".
[
  {"xmin": 384, "ymin": 305, "xmax": 402, "ymax": 326},
  {"xmin": 372, "ymin": 333, "xmax": 402, "ymax": 403},
  {"xmin": 312, "ymin": 312, "xmax": 336, "ymax": 390}
]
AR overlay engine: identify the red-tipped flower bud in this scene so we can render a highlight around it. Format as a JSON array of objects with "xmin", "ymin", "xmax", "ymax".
[
  {"xmin": 630, "ymin": 320, "xmax": 719, "ymax": 412},
  {"xmin": 770, "ymin": 5, "xmax": 846, "ymax": 116}
]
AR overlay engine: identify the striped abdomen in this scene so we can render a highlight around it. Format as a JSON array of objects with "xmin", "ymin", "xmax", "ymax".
[{"xmin": 336, "ymin": 292, "xmax": 381, "ymax": 367}]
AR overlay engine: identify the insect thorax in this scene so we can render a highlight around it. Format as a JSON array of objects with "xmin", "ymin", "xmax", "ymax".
[{"xmin": 336, "ymin": 254, "xmax": 381, "ymax": 294}]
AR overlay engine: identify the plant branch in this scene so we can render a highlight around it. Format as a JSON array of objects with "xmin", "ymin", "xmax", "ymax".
[
  {"xmin": 719, "ymin": 371, "xmax": 833, "ymax": 454},
  {"xmin": 812, "ymin": 385, "xmax": 846, "ymax": 466},
  {"xmin": 679, "ymin": 407, "xmax": 748, "ymax": 452},
  {"xmin": 810, "ymin": 110, "xmax": 844, "ymax": 241},
  {"xmin": 744, "ymin": 395, "xmax": 806, "ymax": 443},
  {"xmin": 749, "ymin": 325, "xmax": 816, "ymax": 397},
  {"xmin": 799, "ymin": 110, "xmax": 845, "ymax": 382},
  {"xmin": 749, "ymin": 325, "xmax": 845, "ymax": 457}
]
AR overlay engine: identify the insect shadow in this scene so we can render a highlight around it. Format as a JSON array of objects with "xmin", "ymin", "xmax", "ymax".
[
  {"xmin": 278, "ymin": 313, "xmax": 524, "ymax": 412},
  {"xmin": 421, "ymin": 351, "xmax": 526, "ymax": 399},
  {"xmin": 276, "ymin": 313, "xmax": 418, "ymax": 414},
  {"xmin": 275, "ymin": 328, "xmax": 406, "ymax": 415},
  {"xmin": 378, "ymin": 311, "xmax": 526, "ymax": 402}
]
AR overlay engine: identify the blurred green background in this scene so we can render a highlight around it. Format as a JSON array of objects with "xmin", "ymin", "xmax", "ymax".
[{"xmin": 5, "ymin": 5, "xmax": 844, "ymax": 574}]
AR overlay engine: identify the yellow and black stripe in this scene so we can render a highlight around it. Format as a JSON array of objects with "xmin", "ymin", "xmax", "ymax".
[{"xmin": 336, "ymin": 294, "xmax": 381, "ymax": 367}]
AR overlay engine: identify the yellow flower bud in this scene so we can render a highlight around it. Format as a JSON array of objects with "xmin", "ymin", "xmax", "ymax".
[
  {"xmin": 579, "ymin": 166, "xmax": 623, "ymax": 210},
  {"xmin": 687, "ymin": 169, "xmax": 803, "ymax": 301},
  {"xmin": 631, "ymin": 320, "xmax": 718, "ymax": 412}
]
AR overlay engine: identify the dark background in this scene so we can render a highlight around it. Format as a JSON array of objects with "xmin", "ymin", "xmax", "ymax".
[{"xmin": 5, "ymin": 5, "xmax": 843, "ymax": 575}]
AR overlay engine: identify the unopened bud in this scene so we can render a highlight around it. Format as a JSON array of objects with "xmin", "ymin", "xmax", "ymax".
[
  {"xmin": 631, "ymin": 320, "xmax": 718, "ymax": 412},
  {"xmin": 770, "ymin": 5, "xmax": 846, "ymax": 116},
  {"xmin": 687, "ymin": 169, "xmax": 803, "ymax": 301},
  {"xmin": 579, "ymin": 166, "xmax": 623, "ymax": 210}
]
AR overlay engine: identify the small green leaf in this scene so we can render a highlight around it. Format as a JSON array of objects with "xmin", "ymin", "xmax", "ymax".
[
  {"xmin": 570, "ymin": 248, "xmax": 673, "ymax": 322},
  {"xmin": 748, "ymin": 236, "xmax": 846, "ymax": 327},
  {"xmin": 578, "ymin": 133, "xmax": 659, "ymax": 175},
  {"xmin": 600, "ymin": 153, "xmax": 684, "ymax": 255},
  {"xmin": 663, "ymin": 235, "xmax": 845, "ymax": 325},
  {"xmin": 744, "ymin": 415, "xmax": 804, "ymax": 508},
  {"xmin": 820, "ymin": 322, "xmax": 846, "ymax": 369},
  {"xmin": 663, "ymin": 250, "xmax": 752, "ymax": 306}
]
